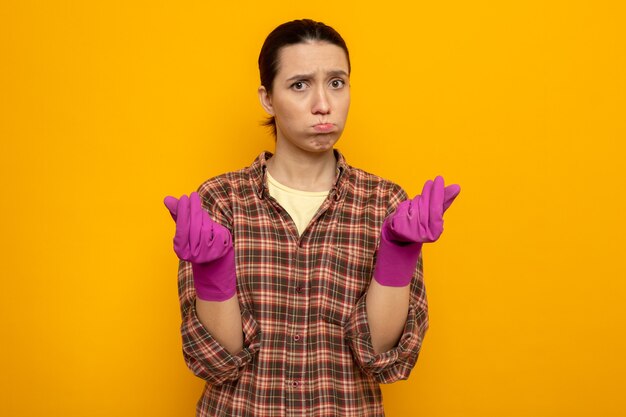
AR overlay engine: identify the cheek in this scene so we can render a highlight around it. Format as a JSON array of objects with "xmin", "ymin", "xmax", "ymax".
[
  {"xmin": 276, "ymin": 106, "xmax": 296, "ymax": 125},
  {"xmin": 276, "ymin": 100, "xmax": 305, "ymax": 122},
  {"xmin": 338, "ymin": 96, "xmax": 351, "ymax": 118},
  {"xmin": 274, "ymin": 104, "xmax": 302, "ymax": 132}
]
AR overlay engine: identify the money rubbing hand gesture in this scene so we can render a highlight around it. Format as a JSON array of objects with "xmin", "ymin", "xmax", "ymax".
[
  {"xmin": 164, "ymin": 192, "xmax": 236, "ymax": 301},
  {"xmin": 373, "ymin": 176, "xmax": 461, "ymax": 287}
]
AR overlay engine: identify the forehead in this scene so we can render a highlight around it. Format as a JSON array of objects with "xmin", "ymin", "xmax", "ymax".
[{"xmin": 275, "ymin": 41, "xmax": 350, "ymax": 78}]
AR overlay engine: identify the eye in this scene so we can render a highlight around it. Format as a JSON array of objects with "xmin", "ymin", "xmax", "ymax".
[
  {"xmin": 290, "ymin": 81, "xmax": 308, "ymax": 91},
  {"xmin": 330, "ymin": 79, "xmax": 346, "ymax": 89}
]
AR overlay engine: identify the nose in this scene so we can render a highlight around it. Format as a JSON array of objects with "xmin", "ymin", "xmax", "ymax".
[{"xmin": 311, "ymin": 86, "xmax": 331, "ymax": 115}]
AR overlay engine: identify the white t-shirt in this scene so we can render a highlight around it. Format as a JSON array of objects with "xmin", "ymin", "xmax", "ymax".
[{"xmin": 266, "ymin": 171, "xmax": 330, "ymax": 236}]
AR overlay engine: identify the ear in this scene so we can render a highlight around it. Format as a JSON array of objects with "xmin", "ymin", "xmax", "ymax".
[{"xmin": 258, "ymin": 86, "xmax": 274, "ymax": 116}]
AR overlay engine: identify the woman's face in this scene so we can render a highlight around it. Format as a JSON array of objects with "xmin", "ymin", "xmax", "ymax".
[{"xmin": 259, "ymin": 41, "xmax": 350, "ymax": 155}]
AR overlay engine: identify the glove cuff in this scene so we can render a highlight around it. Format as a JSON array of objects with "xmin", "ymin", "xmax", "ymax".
[
  {"xmin": 191, "ymin": 245, "xmax": 237, "ymax": 302},
  {"xmin": 373, "ymin": 222, "xmax": 422, "ymax": 287}
]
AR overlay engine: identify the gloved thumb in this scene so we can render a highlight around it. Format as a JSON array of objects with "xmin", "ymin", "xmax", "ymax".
[
  {"xmin": 163, "ymin": 196, "xmax": 179, "ymax": 221},
  {"xmin": 443, "ymin": 184, "xmax": 461, "ymax": 213}
]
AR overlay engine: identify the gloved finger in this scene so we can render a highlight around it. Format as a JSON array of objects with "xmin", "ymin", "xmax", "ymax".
[
  {"xmin": 391, "ymin": 199, "xmax": 419, "ymax": 240},
  {"xmin": 417, "ymin": 180, "xmax": 433, "ymax": 240},
  {"xmin": 198, "ymin": 205, "xmax": 215, "ymax": 263},
  {"xmin": 443, "ymin": 184, "xmax": 461, "ymax": 213},
  {"xmin": 429, "ymin": 176, "xmax": 445, "ymax": 239},
  {"xmin": 163, "ymin": 196, "xmax": 179, "ymax": 221},
  {"xmin": 189, "ymin": 192, "xmax": 204, "ymax": 259},
  {"xmin": 391, "ymin": 199, "xmax": 409, "ymax": 227},
  {"xmin": 173, "ymin": 194, "xmax": 191, "ymax": 260},
  {"xmin": 384, "ymin": 199, "xmax": 407, "ymax": 241}
]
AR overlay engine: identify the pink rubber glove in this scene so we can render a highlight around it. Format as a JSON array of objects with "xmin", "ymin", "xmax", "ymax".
[
  {"xmin": 164, "ymin": 192, "xmax": 236, "ymax": 301},
  {"xmin": 373, "ymin": 176, "xmax": 461, "ymax": 287}
]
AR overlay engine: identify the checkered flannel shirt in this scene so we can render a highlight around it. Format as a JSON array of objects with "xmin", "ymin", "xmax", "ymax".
[{"xmin": 178, "ymin": 150, "xmax": 428, "ymax": 416}]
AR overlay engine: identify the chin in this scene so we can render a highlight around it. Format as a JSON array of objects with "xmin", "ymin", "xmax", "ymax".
[
  {"xmin": 310, "ymin": 133, "xmax": 340, "ymax": 149},
  {"xmin": 307, "ymin": 142, "xmax": 336, "ymax": 154}
]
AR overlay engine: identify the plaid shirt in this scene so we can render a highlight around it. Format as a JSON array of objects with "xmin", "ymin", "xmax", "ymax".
[{"xmin": 178, "ymin": 151, "xmax": 429, "ymax": 417}]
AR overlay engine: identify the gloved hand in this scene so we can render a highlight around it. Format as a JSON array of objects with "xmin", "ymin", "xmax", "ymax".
[
  {"xmin": 373, "ymin": 176, "xmax": 461, "ymax": 287},
  {"xmin": 164, "ymin": 192, "xmax": 236, "ymax": 301}
]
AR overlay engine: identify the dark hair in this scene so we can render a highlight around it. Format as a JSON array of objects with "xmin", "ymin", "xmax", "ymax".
[{"xmin": 258, "ymin": 19, "xmax": 351, "ymax": 136}]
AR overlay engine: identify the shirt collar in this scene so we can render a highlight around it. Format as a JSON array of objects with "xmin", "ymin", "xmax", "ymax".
[{"xmin": 250, "ymin": 149, "xmax": 350, "ymax": 201}]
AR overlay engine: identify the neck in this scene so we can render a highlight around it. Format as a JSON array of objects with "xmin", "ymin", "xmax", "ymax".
[{"xmin": 267, "ymin": 148, "xmax": 337, "ymax": 192}]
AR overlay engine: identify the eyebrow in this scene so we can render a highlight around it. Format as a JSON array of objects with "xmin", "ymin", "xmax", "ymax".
[{"xmin": 285, "ymin": 69, "xmax": 349, "ymax": 82}]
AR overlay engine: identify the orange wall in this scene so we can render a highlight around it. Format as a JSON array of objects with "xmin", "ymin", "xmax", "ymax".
[{"xmin": 1, "ymin": 1, "xmax": 625, "ymax": 416}]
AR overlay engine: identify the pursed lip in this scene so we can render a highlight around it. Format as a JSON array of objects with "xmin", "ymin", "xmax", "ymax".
[{"xmin": 312, "ymin": 123, "xmax": 336, "ymax": 133}]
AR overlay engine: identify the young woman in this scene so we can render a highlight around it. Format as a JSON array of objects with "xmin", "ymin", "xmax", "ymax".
[{"xmin": 164, "ymin": 19, "xmax": 460, "ymax": 417}]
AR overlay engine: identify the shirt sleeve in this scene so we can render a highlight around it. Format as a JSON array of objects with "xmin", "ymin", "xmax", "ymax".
[
  {"xmin": 344, "ymin": 180, "xmax": 429, "ymax": 383},
  {"xmin": 178, "ymin": 259, "xmax": 262, "ymax": 385},
  {"xmin": 176, "ymin": 177, "xmax": 261, "ymax": 385},
  {"xmin": 344, "ymin": 253, "xmax": 429, "ymax": 384}
]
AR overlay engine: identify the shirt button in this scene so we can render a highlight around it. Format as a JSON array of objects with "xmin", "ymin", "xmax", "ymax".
[
  {"xmin": 295, "ymin": 286, "xmax": 302, "ymax": 293},
  {"xmin": 292, "ymin": 381, "xmax": 300, "ymax": 388},
  {"xmin": 293, "ymin": 334, "xmax": 301, "ymax": 342}
]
